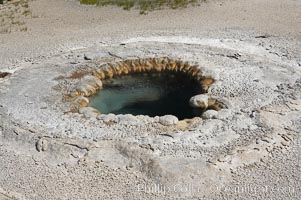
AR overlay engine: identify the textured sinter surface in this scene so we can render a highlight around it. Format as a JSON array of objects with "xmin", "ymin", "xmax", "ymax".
[
  {"xmin": 0, "ymin": 0, "xmax": 301, "ymax": 198},
  {"xmin": 1, "ymin": 36, "xmax": 300, "ymax": 199}
]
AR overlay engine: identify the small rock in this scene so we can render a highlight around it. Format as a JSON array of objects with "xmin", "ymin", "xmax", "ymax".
[
  {"xmin": 79, "ymin": 107, "xmax": 100, "ymax": 118},
  {"xmin": 217, "ymin": 155, "xmax": 231, "ymax": 162},
  {"xmin": 96, "ymin": 115, "xmax": 104, "ymax": 120},
  {"xmin": 227, "ymin": 53, "xmax": 241, "ymax": 59},
  {"xmin": 249, "ymin": 110, "xmax": 256, "ymax": 118},
  {"xmin": 84, "ymin": 54, "xmax": 92, "ymax": 60},
  {"xmin": 255, "ymin": 34, "xmax": 272, "ymax": 38},
  {"xmin": 261, "ymin": 137, "xmax": 272, "ymax": 143},
  {"xmin": 281, "ymin": 134, "xmax": 292, "ymax": 141},
  {"xmin": 281, "ymin": 140, "xmax": 289, "ymax": 146},
  {"xmin": 99, "ymin": 113, "xmax": 117, "ymax": 123},
  {"xmin": 202, "ymin": 110, "xmax": 218, "ymax": 119},
  {"xmin": 0, "ymin": 72, "xmax": 11, "ymax": 78},
  {"xmin": 159, "ymin": 115, "xmax": 178, "ymax": 126},
  {"xmin": 153, "ymin": 116, "xmax": 160, "ymax": 122},
  {"xmin": 189, "ymin": 94, "xmax": 209, "ymax": 109},
  {"xmin": 36, "ymin": 138, "xmax": 48, "ymax": 152},
  {"xmin": 249, "ymin": 124, "xmax": 258, "ymax": 131}
]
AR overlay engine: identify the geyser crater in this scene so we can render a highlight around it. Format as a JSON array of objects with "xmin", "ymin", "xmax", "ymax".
[{"xmin": 67, "ymin": 58, "xmax": 222, "ymax": 123}]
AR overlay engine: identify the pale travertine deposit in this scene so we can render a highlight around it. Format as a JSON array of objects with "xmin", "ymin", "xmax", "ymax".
[{"xmin": 0, "ymin": 0, "xmax": 301, "ymax": 199}]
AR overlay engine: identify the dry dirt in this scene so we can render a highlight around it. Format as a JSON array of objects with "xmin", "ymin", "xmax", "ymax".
[{"xmin": 0, "ymin": 0, "xmax": 301, "ymax": 199}]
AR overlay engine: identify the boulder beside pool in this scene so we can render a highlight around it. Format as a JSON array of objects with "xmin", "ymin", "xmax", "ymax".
[
  {"xmin": 79, "ymin": 107, "xmax": 100, "ymax": 118},
  {"xmin": 159, "ymin": 115, "xmax": 178, "ymax": 126},
  {"xmin": 189, "ymin": 94, "xmax": 209, "ymax": 109}
]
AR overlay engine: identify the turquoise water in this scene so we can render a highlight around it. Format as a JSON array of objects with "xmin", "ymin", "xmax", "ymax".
[{"xmin": 89, "ymin": 72, "xmax": 202, "ymax": 119}]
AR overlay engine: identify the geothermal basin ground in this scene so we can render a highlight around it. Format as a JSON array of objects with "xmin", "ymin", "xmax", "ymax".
[{"xmin": 0, "ymin": 0, "xmax": 301, "ymax": 199}]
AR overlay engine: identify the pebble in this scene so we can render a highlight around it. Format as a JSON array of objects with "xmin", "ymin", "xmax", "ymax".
[{"xmin": 159, "ymin": 115, "xmax": 178, "ymax": 126}]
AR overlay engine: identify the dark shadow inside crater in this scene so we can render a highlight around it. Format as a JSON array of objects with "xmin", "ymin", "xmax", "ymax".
[{"xmin": 89, "ymin": 71, "xmax": 204, "ymax": 120}]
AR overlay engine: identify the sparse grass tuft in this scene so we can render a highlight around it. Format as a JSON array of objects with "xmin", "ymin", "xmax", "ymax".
[
  {"xmin": 22, "ymin": 9, "xmax": 31, "ymax": 16},
  {"xmin": 80, "ymin": 0, "xmax": 199, "ymax": 13},
  {"xmin": 80, "ymin": 0, "xmax": 98, "ymax": 5},
  {"xmin": 0, "ymin": 0, "xmax": 32, "ymax": 34},
  {"xmin": 80, "ymin": 0, "xmax": 135, "ymax": 10}
]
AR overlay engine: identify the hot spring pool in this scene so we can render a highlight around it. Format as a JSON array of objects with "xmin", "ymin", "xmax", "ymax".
[{"xmin": 89, "ymin": 72, "xmax": 203, "ymax": 120}]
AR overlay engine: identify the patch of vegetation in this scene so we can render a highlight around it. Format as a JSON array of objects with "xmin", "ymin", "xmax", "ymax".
[
  {"xmin": 80, "ymin": 0, "xmax": 199, "ymax": 13},
  {"xmin": 80, "ymin": 0, "xmax": 135, "ymax": 10},
  {"xmin": 0, "ymin": 0, "xmax": 32, "ymax": 34}
]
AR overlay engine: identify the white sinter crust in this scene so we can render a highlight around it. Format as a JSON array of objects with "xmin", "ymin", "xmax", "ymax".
[{"xmin": 0, "ymin": 0, "xmax": 301, "ymax": 199}]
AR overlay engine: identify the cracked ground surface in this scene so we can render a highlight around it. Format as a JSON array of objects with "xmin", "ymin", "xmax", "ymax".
[{"xmin": 0, "ymin": 0, "xmax": 301, "ymax": 199}]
